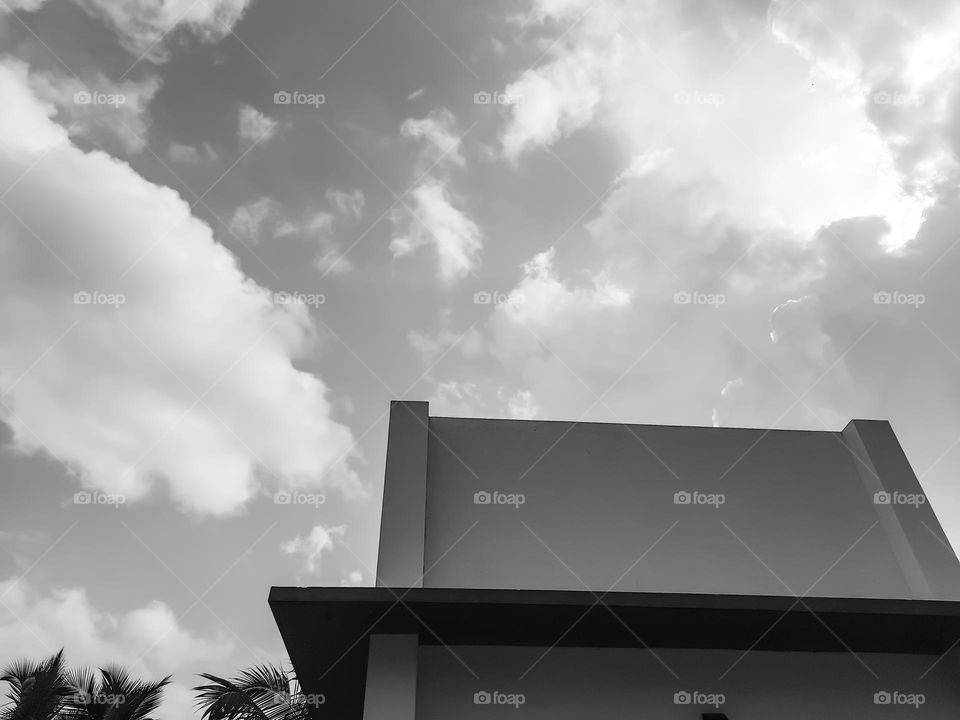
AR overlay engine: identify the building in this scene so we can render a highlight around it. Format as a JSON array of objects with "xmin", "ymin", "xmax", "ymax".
[{"xmin": 270, "ymin": 401, "xmax": 960, "ymax": 718}]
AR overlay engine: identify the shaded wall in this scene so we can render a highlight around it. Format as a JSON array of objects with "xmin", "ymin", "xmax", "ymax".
[
  {"xmin": 416, "ymin": 645, "xmax": 960, "ymax": 719},
  {"xmin": 417, "ymin": 417, "xmax": 955, "ymax": 598}
]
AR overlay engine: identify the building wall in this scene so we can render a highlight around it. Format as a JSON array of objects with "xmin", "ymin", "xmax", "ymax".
[
  {"xmin": 418, "ymin": 418, "xmax": 955, "ymax": 598},
  {"xmin": 415, "ymin": 645, "xmax": 960, "ymax": 719}
]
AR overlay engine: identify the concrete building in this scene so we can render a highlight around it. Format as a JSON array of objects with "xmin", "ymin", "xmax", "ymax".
[{"xmin": 271, "ymin": 401, "xmax": 960, "ymax": 718}]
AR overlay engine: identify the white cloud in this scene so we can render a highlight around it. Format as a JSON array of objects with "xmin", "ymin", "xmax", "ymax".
[
  {"xmin": 237, "ymin": 104, "xmax": 278, "ymax": 150},
  {"xmin": 280, "ymin": 525, "xmax": 346, "ymax": 575},
  {"xmin": 28, "ymin": 70, "xmax": 160, "ymax": 155},
  {"xmin": 0, "ymin": 577, "xmax": 235, "ymax": 720},
  {"xmin": 498, "ymin": 0, "xmax": 948, "ymax": 247},
  {"xmin": 228, "ymin": 197, "xmax": 291, "ymax": 244},
  {"xmin": 391, "ymin": 109, "xmax": 483, "ymax": 284},
  {"xmin": 228, "ymin": 196, "xmax": 353, "ymax": 274},
  {"xmin": 390, "ymin": 180, "xmax": 482, "ymax": 285},
  {"xmin": 0, "ymin": 59, "xmax": 361, "ymax": 516},
  {"xmin": 2, "ymin": 0, "xmax": 254, "ymax": 62},
  {"xmin": 340, "ymin": 569, "xmax": 364, "ymax": 586},
  {"xmin": 0, "ymin": 0, "xmax": 46, "ymax": 12},
  {"xmin": 429, "ymin": 380, "xmax": 483, "ymax": 416},
  {"xmin": 401, "ymin": 108, "xmax": 465, "ymax": 167},
  {"xmin": 169, "ymin": 142, "xmax": 218, "ymax": 164},
  {"xmin": 499, "ymin": 388, "xmax": 541, "ymax": 419},
  {"xmin": 325, "ymin": 188, "xmax": 365, "ymax": 220}
]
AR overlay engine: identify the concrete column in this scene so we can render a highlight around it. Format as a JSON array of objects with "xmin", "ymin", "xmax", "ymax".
[
  {"xmin": 362, "ymin": 634, "xmax": 418, "ymax": 720},
  {"xmin": 376, "ymin": 400, "xmax": 429, "ymax": 587},
  {"xmin": 842, "ymin": 419, "xmax": 960, "ymax": 600}
]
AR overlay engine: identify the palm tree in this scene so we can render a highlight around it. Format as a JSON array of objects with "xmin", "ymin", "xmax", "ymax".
[
  {"xmin": 0, "ymin": 649, "xmax": 73, "ymax": 720},
  {"xmin": 193, "ymin": 666, "xmax": 314, "ymax": 720},
  {"xmin": 63, "ymin": 666, "xmax": 169, "ymax": 720}
]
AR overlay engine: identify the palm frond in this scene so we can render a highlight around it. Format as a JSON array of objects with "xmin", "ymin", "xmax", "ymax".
[
  {"xmin": 193, "ymin": 665, "xmax": 309, "ymax": 720},
  {"xmin": 0, "ymin": 650, "xmax": 72, "ymax": 720},
  {"xmin": 194, "ymin": 676, "xmax": 270, "ymax": 720}
]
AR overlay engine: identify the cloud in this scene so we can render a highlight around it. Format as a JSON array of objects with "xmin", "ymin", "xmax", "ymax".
[
  {"xmin": 390, "ymin": 109, "xmax": 483, "ymax": 284},
  {"xmin": 339, "ymin": 569, "xmax": 364, "ymax": 586},
  {"xmin": 2, "ymin": 0, "xmax": 254, "ymax": 62},
  {"xmin": 389, "ymin": 180, "xmax": 483, "ymax": 285},
  {"xmin": 280, "ymin": 525, "xmax": 346, "ymax": 575},
  {"xmin": 0, "ymin": 59, "xmax": 361, "ymax": 516},
  {"xmin": 169, "ymin": 142, "xmax": 218, "ymax": 164},
  {"xmin": 28, "ymin": 70, "xmax": 160, "ymax": 155},
  {"xmin": 401, "ymin": 108, "xmax": 465, "ymax": 167},
  {"xmin": 0, "ymin": 576, "xmax": 235, "ymax": 720},
  {"xmin": 228, "ymin": 194, "xmax": 356, "ymax": 275},
  {"xmin": 499, "ymin": 387, "xmax": 541, "ymax": 419},
  {"xmin": 0, "ymin": 0, "xmax": 46, "ymax": 12},
  {"xmin": 325, "ymin": 188, "xmax": 365, "ymax": 220},
  {"xmin": 429, "ymin": 380, "xmax": 484, "ymax": 416},
  {"xmin": 237, "ymin": 104, "xmax": 278, "ymax": 150},
  {"xmin": 498, "ymin": 0, "xmax": 945, "ymax": 247},
  {"xmin": 228, "ymin": 197, "xmax": 294, "ymax": 244}
]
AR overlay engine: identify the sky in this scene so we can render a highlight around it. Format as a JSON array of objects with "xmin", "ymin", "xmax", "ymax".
[{"xmin": 2, "ymin": 0, "xmax": 960, "ymax": 716}]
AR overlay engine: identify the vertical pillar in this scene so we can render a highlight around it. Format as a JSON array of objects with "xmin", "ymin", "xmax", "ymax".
[
  {"xmin": 376, "ymin": 401, "xmax": 429, "ymax": 587},
  {"xmin": 362, "ymin": 635, "xmax": 418, "ymax": 720}
]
